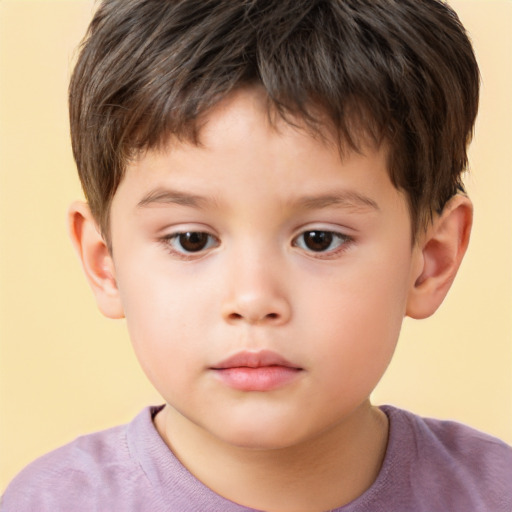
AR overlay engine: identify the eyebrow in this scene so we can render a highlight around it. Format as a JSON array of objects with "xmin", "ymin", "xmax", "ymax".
[
  {"xmin": 137, "ymin": 187, "xmax": 379, "ymax": 212},
  {"xmin": 293, "ymin": 191, "xmax": 380, "ymax": 212},
  {"xmin": 137, "ymin": 188, "xmax": 214, "ymax": 209}
]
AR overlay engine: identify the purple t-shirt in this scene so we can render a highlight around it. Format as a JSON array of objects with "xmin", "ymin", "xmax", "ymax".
[{"xmin": 2, "ymin": 405, "xmax": 511, "ymax": 511}]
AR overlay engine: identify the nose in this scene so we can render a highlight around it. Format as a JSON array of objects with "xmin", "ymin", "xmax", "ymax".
[{"xmin": 221, "ymin": 252, "xmax": 292, "ymax": 326}]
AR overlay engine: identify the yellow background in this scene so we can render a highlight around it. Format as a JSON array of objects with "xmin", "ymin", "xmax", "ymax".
[{"xmin": 1, "ymin": 0, "xmax": 511, "ymax": 491}]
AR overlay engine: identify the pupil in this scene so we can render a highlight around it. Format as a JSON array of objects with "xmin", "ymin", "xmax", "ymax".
[
  {"xmin": 180, "ymin": 232, "xmax": 208, "ymax": 252},
  {"xmin": 304, "ymin": 231, "xmax": 333, "ymax": 251}
]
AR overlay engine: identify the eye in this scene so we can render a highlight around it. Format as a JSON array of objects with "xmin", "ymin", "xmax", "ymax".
[
  {"xmin": 293, "ymin": 230, "xmax": 350, "ymax": 253},
  {"xmin": 165, "ymin": 231, "xmax": 219, "ymax": 254}
]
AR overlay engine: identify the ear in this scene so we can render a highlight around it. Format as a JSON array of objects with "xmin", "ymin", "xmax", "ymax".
[
  {"xmin": 68, "ymin": 201, "xmax": 124, "ymax": 319},
  {"xmin": 406, "ymin": 194, "xmax": 473, "ymax": 319}
]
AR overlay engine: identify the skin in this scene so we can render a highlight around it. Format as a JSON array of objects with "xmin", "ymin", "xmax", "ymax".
[{"xmin": 70, "ymin": 87, "xmax": 472, "ymax": 511}]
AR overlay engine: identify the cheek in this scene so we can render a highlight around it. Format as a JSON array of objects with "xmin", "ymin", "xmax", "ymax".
[
  {"xmin": 309, "ymin": 292, "xmax": 401, "ymax": 378},
  {"xmin": 114, "ymin": 258, "xmax": 214, "ymax": 386},
  {"xmin": 303, "ymin": 249, "xmax": 412, "ymax": 383}
]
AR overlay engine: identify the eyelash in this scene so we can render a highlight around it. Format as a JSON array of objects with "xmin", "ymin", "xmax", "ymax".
[
  {"xmin": 160, "ymin": 231, "xmax": 220, "ymax": 259},
  {"xmin": 292, "ymin": 230, "xmax": 353, "ymax": 258},
  {"xmin": 159, "ymin": 229, "xmax": 353, "ymax": 260}
]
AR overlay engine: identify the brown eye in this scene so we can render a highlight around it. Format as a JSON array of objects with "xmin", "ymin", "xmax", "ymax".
[
  {"xmin": 294, "ymin": 230, "xmax": 349, "ymax": 253},
  {"xmin": 302, "ymin": 231, "xmax": 333, "ymax": 251},
  {"xmin": 167, "ymin": 232, "xmax": 218, "ymax": 254},
  {"xmin": 180, "ymin": 232, "xmax": 209, "ymax": 252}
]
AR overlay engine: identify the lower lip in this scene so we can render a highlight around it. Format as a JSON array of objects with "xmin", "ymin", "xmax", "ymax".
[{"xmin": 213, "ymin": 366, "xmax": 302, "ymax": 391}]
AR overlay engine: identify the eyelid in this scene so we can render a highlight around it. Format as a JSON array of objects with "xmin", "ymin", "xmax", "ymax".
[
  {"xmin": 159, "ymin": 228, "xmax": 220, "ymax": 259},
  {"xmin": 291, "ymin": 227, "xmax": 354, "ymax": 257}
]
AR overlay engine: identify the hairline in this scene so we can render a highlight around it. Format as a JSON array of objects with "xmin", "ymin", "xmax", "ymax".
[{"xmin": 99, "ymin": 95, "xmax": 426, "ymax": 252}]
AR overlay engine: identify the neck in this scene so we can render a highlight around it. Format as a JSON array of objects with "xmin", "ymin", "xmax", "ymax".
[{"xmin": 155, "ymin": 401, "xmax": 389, "ymax": 512}]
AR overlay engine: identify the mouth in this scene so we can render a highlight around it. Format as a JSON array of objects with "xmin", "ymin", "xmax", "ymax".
[{"xmin": 210, "ymin": 350, "xmax": 303, "ymax": 392}]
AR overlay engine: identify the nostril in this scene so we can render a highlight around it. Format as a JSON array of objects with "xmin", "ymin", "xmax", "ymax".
[{"xmin": 226, "ymin": 311, "xmax": 280, "ymax": 323}]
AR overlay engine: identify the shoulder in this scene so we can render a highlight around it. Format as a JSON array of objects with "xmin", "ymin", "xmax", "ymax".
[
  {"xmin": 389, "ymin": 406, "xmax": 512, "ymax": 469},
  {"xmin": 1, "ymin": 408, "xmax": 160, "ymax": 512},
  {"xmin": 382, "ymin": 406, "xmax": 512, "ymax": 511}
]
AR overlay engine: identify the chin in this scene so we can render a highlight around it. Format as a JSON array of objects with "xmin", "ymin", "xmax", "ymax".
[{"xmin": 208, "ymin": 418, "xmax": 314, "ymax": 451}]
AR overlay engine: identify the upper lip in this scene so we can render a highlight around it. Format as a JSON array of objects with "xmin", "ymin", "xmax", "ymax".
[{"xmin": 211, "ymin": 350, "xmax": 301, "ymax": 369}]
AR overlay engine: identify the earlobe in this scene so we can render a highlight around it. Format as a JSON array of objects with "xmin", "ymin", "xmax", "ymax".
[
  {"xmin": 68, "ymin": 201, "xmax": 125, "ymax": 319},
  {"xmin": 406, "ymin": 194, "xmax": 473, "ymax": 319}
]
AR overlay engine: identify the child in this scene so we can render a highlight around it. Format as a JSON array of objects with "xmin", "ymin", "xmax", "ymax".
[{"xmin": 2, "ymin": 0, "xmax": 511, "ymax": 510}]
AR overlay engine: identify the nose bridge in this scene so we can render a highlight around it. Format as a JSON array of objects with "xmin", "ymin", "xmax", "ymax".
[{"xmin": 221, "ymin": 239, "xmax": 291, "ymax": 325}]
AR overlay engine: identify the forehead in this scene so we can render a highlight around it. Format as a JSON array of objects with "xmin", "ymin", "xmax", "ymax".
[
  {"xmin": 114, "ymin": 89, "xmax": 407, "ymax": 220},
  {"xmin": 135, "ymin": 84, "xmax": 381, "ymax": 167},
  {"xmin": 133, "ymin": 87, "xmax": 382, "ymax": 180},
  {"xmin": 108, "ymin": 87, "xmax": 415, "ymax": 256}
]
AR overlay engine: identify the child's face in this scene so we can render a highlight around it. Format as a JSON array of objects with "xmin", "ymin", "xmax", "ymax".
[{"xmin": 108, "ymin": 88, "xmax": 423, "ymax": 449}]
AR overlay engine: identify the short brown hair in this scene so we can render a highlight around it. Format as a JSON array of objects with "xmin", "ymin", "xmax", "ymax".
[{"xmin": 69, "ymin": 0, "xmax": 479, "ymax": 241}]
